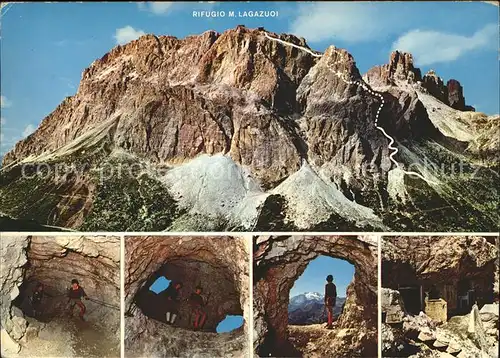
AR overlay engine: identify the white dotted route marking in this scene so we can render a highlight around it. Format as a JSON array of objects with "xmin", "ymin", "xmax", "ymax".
[{"xmin": 263, "ymin": 31, "xmax": 437, "ymax": 185}]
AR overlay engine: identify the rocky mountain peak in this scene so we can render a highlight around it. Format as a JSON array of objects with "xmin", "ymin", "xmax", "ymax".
[
  {"xmin": 422, "ymin": 69, "xmax": 448, "ymax": 103},
  {"xmin": 365, "ymin": 53, "xmax": 474, "ymax": 112},
  {"xmin": 420, "ymin": 70, "xmax": 473, "ymax": 111},
  {"xmin": 388, "ymin": 50, "xmax": 422, "ymax": 83},
  {"xmin": 447, "ymin": 79, "xmax": 474, "ymax": 111},
  {"xmin": 363, "ymin": 50, "xmax": 421, "ymax": 87},
  {"xmin": 2, "ymin": 26, "xmax": 319, "ymax": 168},
  {"xmin": 0, "ymin": 26, "xmax": 496, "ymax": 232}
]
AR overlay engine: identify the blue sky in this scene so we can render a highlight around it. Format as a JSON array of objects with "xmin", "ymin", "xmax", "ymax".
[
  {"xmin": 289, "ymin": 256, "xmax": 355, "ymax": 298},
  {"xmin": 149, "ymin": 276, "xmax": 243, "ymax": 333},
  {"xmin": 1, "ymin": 2, "xmax": 498, "ymax": 156}
]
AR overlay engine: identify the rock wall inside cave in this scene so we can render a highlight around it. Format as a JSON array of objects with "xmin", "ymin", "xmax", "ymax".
[
  {"xmin": 382, "ymin": 236, "xmax": 498, "ymax": 315},
  {"xmin": 125, "ymin": 236, "xmax": 250, "ymax": 357},
  {"xmin": 253, "ymin": 235, "xmax": 378, "ymax": 357},
  {"xmin": 0, "ymin": 235, "xmax": 120, "ymax": 357}
]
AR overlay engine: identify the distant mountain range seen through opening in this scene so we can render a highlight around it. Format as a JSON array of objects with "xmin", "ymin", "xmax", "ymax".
[{"xmin": 288, "ymin": 292, "xmax": 346, "ymax": 325}]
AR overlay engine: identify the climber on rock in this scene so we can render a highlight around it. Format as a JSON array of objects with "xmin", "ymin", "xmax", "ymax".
[
  {"xmin": 189, "ymin": 286, "xmax": 208, "ymax": 330},
  {"xmin": 325, "ymin": 274, "xmax": 337, "ymax": 329},
  {"xmin": 31, "ymin": 282, "xmax": 44, "ymax": 317},
  {"xmin": 67, "ymin": 279, "xmax": 88, "ymax": 321},
  {"xmin": 163, "ymin": 281, "xmax": 183, "ymax": 325}
]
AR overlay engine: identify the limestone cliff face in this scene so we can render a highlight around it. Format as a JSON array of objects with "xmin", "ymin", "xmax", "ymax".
[
  {"xmin": 253, "ymin": 235, "xmax": 378, "ymax": 357},
  {"xmin": 0, "ymin": 236, "xmax": 120, "ymax": 357},
  {"xmin": 2, "ymin": 26, "xmax": 316, "ymax": 185},
  {"xmin": 125, "ymin": 236, "xmax": 250, "ymax": 357},
  {"xmin": 1, "ymin": 26, "xmax": 497, "ymax": 232}
]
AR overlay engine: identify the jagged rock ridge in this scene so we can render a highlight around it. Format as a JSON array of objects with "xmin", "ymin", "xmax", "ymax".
[
  {"xmin": 0, "ymin": 26, "xmax": 498, "ymax": 232},
  {"xmin": 288, "ymin": 293, "xmax": 346, "ymax": 325}
]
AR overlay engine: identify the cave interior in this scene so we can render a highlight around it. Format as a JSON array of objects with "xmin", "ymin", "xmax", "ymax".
[
  {"xmin": 13, "ymin": 246, "xmax": 119, "ymax": 325},
  {"xmin": 382, "ymin": 259, "xmax": 496, "ymax": 318},
  {"xmin": 133, "ymin": 257, "xmax": 244, "ymax": 333},
  {"xmin": 7, "ymin": 237, "xmax": 120, "ymax": 358}
]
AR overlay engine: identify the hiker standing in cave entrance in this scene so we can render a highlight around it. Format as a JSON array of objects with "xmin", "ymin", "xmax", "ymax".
[
  {"xmin": 163, "ymin": 281, "xmax": 183, "ymax": 325},
  {"xmin": 189, "ymin": 286, "xmax": 208, "ymax": 330},
  {"xmin": 31, "ymin": 283, "xmax": 44, "ymax": 318},
  {"xmin": 67, "ymin": 279, "xmax": 88, "ymax": 321},
  {"xmin": 325, "ymin": 275, "xmax": 337, "ymax": 329}
]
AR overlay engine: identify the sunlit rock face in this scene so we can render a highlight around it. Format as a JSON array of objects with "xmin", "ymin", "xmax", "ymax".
[
  {"xmin": 253, "ymin": 235, "xmax": 378, "ymax": 357},
  {"xmin": 0, "ymin": 236, "xmax": 120, "ymax": 358},
  {"xmin": 1, "ymin": 26, "xmax": 497, "ymax": 232},
  {"xmin": 125, "ymin": 236, "xmax": 250, "ymax": 357}
]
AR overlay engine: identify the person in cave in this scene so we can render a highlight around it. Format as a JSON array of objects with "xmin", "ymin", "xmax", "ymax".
[
  {"xmin": 189, "ymin": 286, "xmax": 208, "ymax": 330},
  {"xmin": 325, "ymin": 274, "xmax": 337, "ymax": 329},
  {"xmin": 163, "ymin": 281, "xmax": 183, "ymax": 325},
  {"xmin": 30, "ymin": 283, "xmax": 44, "ymax": 318},
  {"xmin": 67, "ymin": 279, "xmax": 88, "ymax": 321}
]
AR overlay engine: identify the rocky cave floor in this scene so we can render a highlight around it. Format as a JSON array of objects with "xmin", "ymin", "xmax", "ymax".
[
  {"xmin": 288, "ymin": 322, "xmax": 339, "ymax": 357},
  {"xmin": 125, "ymin": 313, "xmax": 247, "ymax": 358},
  {"xmin": 382, "ymin": 303, "xmax": 499, "ymax": 358},
  {"xmin": 9, "ymin": 284, "xmax": 120, "ymax": 358}
]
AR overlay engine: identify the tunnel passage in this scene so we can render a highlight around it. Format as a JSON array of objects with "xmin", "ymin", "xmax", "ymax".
[
  {"xmin": 253, "ymin": 235, "xmax": 378, "ymax": 358},
  {"xmin": 125, "ymin": 236, "xmax": 250, "ymax": 357},
  {"xmin": 17, "ymin": 236, "xmax": 120, "ymax": 325},
  {"xmin": 382, "ymin": 236, "xmax": 498, "ymax": 318},
  {"xmin": 1, "ymin": 236, "xmax": 120, "ymax": 357}
]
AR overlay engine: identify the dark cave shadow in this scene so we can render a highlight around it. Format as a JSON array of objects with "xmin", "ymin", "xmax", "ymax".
[{"xmin": 258, "ymin": 328, "xmax": 303, "ymax": 358}]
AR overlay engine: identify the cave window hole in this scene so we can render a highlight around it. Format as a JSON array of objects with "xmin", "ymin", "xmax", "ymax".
[
  {"xmin": 288, "ymin": 255, "xmax": 355, "ymax": 326},
  {"xmin": 216, "ymin": 315, "xmax": 244, "ymax": 333},
  {"xmin": 135, "ymin": 260, "xmax": 244, "ymax": 333}
]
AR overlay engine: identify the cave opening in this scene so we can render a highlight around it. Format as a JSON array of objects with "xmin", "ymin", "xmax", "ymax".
[
  {"xmin": 1, "ymin": 236, "xmax": 120, "ymax": 358},
  {"xmin": 288, "ymin": 255, "xmax": 354, "ymax": 326},
  {"xmin": 254, "ymin": 236, "xmax": 379, "ymax": 358},
  {"xmin": 133, "ymin": 253, "xmax": 244, "ymax": 333}
]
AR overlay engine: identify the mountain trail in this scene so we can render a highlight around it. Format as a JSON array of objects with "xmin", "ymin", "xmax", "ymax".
[{"xmin": 263, "ymin": 31, "xmax": 438, "ymax": 186}]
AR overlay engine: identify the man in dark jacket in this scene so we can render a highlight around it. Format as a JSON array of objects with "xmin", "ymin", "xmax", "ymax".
[
  {"xmin": 31, "ymin": 283, "xmax": 44, "ymax": 317},
  {"xmin": 67, "ymin": 279, "xmax": 88, "ymax": 321},
  {"xmin": 163, "ymin": 281, "xmax": 183, "ymax": 325},
  {"xmin": 189, "ymin": 286, "xmax": 207, "ymax": 330},
  {"xmin": 325, "ymin": 275, "xmax": 337, "ymax": 329}
]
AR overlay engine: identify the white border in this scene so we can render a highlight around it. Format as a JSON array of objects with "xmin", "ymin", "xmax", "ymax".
[
  {"xmin": 378, "ymin": 235, "xmax": 382, "ymax": 358},
  {"xmin": 2, "ymin": 231, "xmax": 499, "ymax": 237},
  {"xmin": 120, "ymin": 234, "xmax": 125, "ymax": 358}
]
